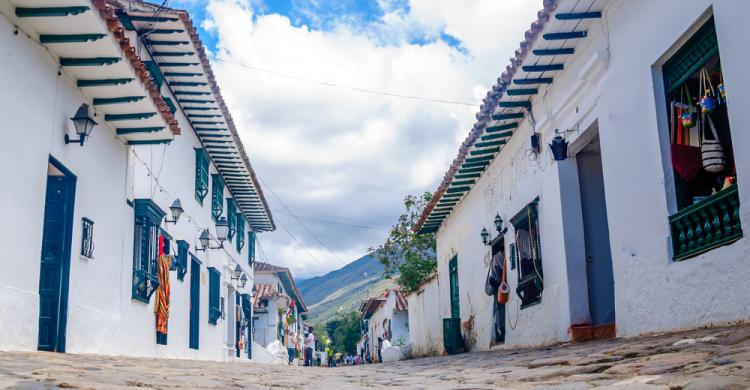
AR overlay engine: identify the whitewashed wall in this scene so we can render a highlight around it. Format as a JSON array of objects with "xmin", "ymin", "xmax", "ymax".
[
  {"xmin": 433, "ymin": 0, "xmax": 750, "ymax": 350},
  {"xmin": 0, "ymin": 8, "xmax": 131, "ymax": 353},
  {"xmin": 0, "ymin": 6, "xmax": 256, "ymax": 360},
  {"xmin": 407, "ymin": 277, "xmax": 444, "ymax": 357}
]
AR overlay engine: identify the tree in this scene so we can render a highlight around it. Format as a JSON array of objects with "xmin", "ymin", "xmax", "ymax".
[
  {"xmin": 325, "ymin": 311, "xmax": 361, "ymax": 354},
  {"xmin": 371, "ymin": 193, "xmax": 437, "ymax": 294}
]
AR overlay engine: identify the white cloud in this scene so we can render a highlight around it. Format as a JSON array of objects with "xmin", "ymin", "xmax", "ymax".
[{"xmin": 196, "ymin": 0, "xmax": 541, "ymax": 277}]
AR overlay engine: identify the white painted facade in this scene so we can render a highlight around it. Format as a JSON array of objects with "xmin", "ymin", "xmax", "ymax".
[
  {"xmin": 406, "ymin": 276, "xmax": 444, "ymax": 357},
  {"xmin": 0, "ymin": 1, "xmax": 269, "ymax": 362},
  {"xmin": 429, "ymin": 0, "xmax": 750, "ymax": 351},
  {"xmin": 253, "ymin": 267, "xmax": 306, "ymax": 351}
]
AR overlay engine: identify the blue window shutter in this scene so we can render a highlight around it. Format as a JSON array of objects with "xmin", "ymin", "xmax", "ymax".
[
  {"xmin": 227, "ymin": 199, "xmax": 236, "ymax": 242},
  {"xmin": 132, "ymin": 199, "xmax": 166, "ymax": 303},
  {"xmin": 176, "ymin": 240, "xmax": 189, "ymax": 281},
  {"xmin": 208, "ymin": 267, "xmax": 221, "ymax": 324},
  {"xmin": 248, "ymin": 231, "xmax": 256, "ymax": 265},
  {"xmin": 211, "ymin": 174, "xmax": 224, "ymax": 222},
  {"xmin": 194, "ymin": 149, "xmax": 209, "ymax": 205},
  {"xmin": 663, "ymin": 17, "xmax": 718, "ymax": 94},
  {"xmin": 236, "ymin": 216, "xmax": 245, "ymax": 252}
]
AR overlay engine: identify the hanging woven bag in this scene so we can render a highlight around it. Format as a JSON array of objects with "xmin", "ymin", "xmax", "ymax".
[
  {"xmin": 701, "ymin": 114, "xmax": 725, "ymax": 173},
  {"xmin": 497, "ymin": 253, "xmax": 509, "ymax": 305}
]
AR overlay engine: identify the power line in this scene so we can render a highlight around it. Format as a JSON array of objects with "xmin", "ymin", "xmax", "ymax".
[
  {"xmin": 271, "ymin": 211, "xmax": 389, "ymax": 231},
  {"xmin": 267, "ymin": 202, "xmax": 391, "ymax": 228},
  {"xmin": 258, "ymin": 178, "xmax": 348, "ymax": 267},
  {"xmin": 209, "ymin": 55, "xmax": 480, "ymax": 107}
]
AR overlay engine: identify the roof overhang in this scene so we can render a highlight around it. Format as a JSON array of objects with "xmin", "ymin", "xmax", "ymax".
[
  {"xmin": 108, "ymin": 0, "xmax": 275, "ymax": 232},
  {"xmin": 10, "ymin": 0, "xmax": 180, "ymax": 144},
  {"xmin": 415, "ymin": 0, "xmax": 604, "ymax": 234}
]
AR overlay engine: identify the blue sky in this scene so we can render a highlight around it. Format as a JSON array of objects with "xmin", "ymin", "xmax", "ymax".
[{"xmin": 169, "ymin": 0, "xmax": 541, "ymax": 277}]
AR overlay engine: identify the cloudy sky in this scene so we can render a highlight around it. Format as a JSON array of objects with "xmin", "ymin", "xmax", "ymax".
[{"xmin": 172, "ymin": 0, "xmax": 541, "ymax": 278}]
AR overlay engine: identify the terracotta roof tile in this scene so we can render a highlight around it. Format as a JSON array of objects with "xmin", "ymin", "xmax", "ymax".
[{"xmin": 414, "ymin": 0, "xmax": 558, "ymax": 232}]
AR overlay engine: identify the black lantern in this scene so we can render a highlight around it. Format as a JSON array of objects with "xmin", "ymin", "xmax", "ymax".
[
  {"xmin": 494, "ymin": 213, "xmax": 508, "ymax": 235},
  {"xmin": 549, "ymin": 132, "xmax": 569, "ymax": 161},
  {"xmin": 231, "ymin": 264, "xmax": 243, "ymax": 281},
  {"xmin": 165, "ymin": 199, "xmax": 183, "ymax": 224},
  {"xmin": 481, "ymin": 227, "xmax": 490, "ymax": 245},
  {"xmin": 239, "ymin": 273, "xmax": 248, "ymax": 288},
  {"xmin": 215, "ymin": 217, "xmax": 229, "ymax": 243},
  {"xmin": 65, "ymin": 104, "xmax": 97, "ymax": 146},
  {"xmin": 197, "ymin": 229, "xmax": 211, "ymax": 251}
]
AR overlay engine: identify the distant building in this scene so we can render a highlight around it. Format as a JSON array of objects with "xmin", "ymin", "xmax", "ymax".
[
  {"xmin": 252, "ymin": 262, "xmax": 307, "ymax": 353},
  {"xmin": 416, "ymin": 0, "xmax": 750, "ymax": 353},
  {"xmin": 0, "ymin": 0, "xmax": 273, "ymax": 361},
  {"xmin": 359, "ymin": 289, "xmax": 408, "ymax": 361}
]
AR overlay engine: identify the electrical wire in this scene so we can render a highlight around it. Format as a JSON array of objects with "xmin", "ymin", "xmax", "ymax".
[
  {"xmin": 271, "ymin": 211, "xmax": 390, "ymax": 231},
  {"xmin": 258, "ymin": 177, "xmax": 349, "ymax": 267},
  {"xmin": 209, "ymin": 55, "xmax": 480, "ymax": 107}
]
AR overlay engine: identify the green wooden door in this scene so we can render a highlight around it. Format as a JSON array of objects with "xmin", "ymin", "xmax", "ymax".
[{"xmin": 449, "ymin": 256, "xmax": 460, "ymax": 319}]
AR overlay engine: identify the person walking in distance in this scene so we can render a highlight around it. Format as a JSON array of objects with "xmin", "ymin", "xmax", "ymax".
[
  {"xmin": 304, "ymin": 328, "xmax": 315, "ymax": 367},
  {"xmin": 377, "ymin": 336, "xmax": 383, "ymax": 363}
]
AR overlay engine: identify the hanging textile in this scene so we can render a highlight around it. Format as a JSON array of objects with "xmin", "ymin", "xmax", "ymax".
[{"xmin": 155, "ymin": 235, "xmax": 171, "ymax": 337}]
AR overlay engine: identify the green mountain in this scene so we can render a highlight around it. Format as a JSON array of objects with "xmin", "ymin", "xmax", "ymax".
[{"xmin": 298, "ymin": 254, "xmax": 394, "ymax": 325}]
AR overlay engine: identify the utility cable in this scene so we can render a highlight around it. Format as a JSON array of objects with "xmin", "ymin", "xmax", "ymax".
[{"xmin": 209, "ymin": 55, "xmax": 480, "ymax": 107}]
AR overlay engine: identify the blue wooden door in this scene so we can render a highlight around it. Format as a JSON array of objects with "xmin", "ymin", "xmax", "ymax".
[
  {"xmin": 449, "ymin": 256, "xmax": 460, "ymax": 319},
  {"xmin": 577, "ymin": 141, "xmax": 615, "ymax": 326},
  {"xmin": 189, "ymin": 256, "xmax": 200, "ymax": 349},
  {"xmin": 38, "ymin": 170, "xmax": 75, "ymax": 352}
]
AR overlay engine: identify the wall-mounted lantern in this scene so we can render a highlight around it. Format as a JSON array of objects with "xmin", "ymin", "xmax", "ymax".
[
  {"xmin": 197, "ymin": 228, "xmax": 223, "ymax": 251},
  {"xmin": 549, "ymin": 129, "xmax": 570, "ymax": 161},
  {"xmin": 494, "ymin": 213, "xmax": 508, "ymax": 235},
  {"xmin": 231, "ymin": 264, "xmax": 243, "ymax": 281},
  {"xmin": 65, "ymin": 104, "xmax": 97, "ymax": 146},
  {"xmin": 215, "ymin": 217, "xmax": 229, "ymax": 244},
  {"xmin": 481, "ymin": 227, "xmax": 490, "ymax": 246},
  {"xmin": 164, "ymin": 199, "xmax": 184, "ymax": 224},
  {"xmin": 239, "ymin": 273, "xmax": 248, "ymax": 288}
]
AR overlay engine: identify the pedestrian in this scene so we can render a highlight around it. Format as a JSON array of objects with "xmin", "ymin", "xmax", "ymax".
[
  {"xmin": 377, "ymin": 336, "xmax": 383, "ymax": 363},
  {"xmin": 304, "ymin": 328, "xmax": 315, "ymax": 367}
]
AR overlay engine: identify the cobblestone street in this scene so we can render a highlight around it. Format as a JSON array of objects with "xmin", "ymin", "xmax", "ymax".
[{"xmin": 2, "ymin": 324, "xmax": 750, "ymax": 389}]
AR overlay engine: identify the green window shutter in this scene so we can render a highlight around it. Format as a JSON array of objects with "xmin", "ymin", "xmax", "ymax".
[
  {"xmin": 227, "ymin": 199, "xmax": 236, "ymax": 242},
  {"xmin": 248, "ymin": 231, "xmax": 256, "ymax": 265},
  {"xmin": 194, "ymin": 149, "xmax": 209, "ymax": 205},
  {"xmin": 176, "ymin": 240, "xmax": 189, "ymax": 281},
  {"xmin": 208, "ymin": 267, "xmax": 221, "ymax": 324},
  {"xmin": 236, "ymin": 216, "xmax": 245, "ymax": 252},
  {"xmin": 211, "ymin": 174, "xmax": 224, "ymax": 222},
  {"xmin": 132, "ymin": 199, "xmax": 166, "ymax": 303},
  {"xmin": 663, "ymin": 17, "xmax": 718, "ymax": 94}
]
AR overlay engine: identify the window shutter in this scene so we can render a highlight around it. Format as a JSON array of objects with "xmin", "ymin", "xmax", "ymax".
[
  {"xmin": 211, "ymin": 174, "xmax": 224, "ymax": 222},
  {"xmin": 132, "ymin": 199, "xmax": 166, "ymax": 303},
  {"xmin": 248, "ymin": 231, "xmax": 256, "ymax": 265},
  {"xmin": 236, "ymin": 216, "xmax": 245, "ymax": 252},
  {"xmin": 177, "ymin": 240, "xmax": 189, "ymax": 281},
  {"xmin": 227, "ymin": 199, "xmax": 236, "ymax": 242},
  {"xmin": 663, "ymin": 17, "xmax": 718, "ymax": 94},
  {"xmin": 195, "ymin": 149, "xmax": 209, "ymax": 205},
  {"xmin": 208, "ymin": 267, "xmax": 221, "ymax": 324}
]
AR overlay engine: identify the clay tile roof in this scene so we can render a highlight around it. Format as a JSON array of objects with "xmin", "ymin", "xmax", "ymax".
[
  {"xmin": 252, "ymin": 283, "xmax": 282, "ymax": 309},
  {"xmin": 393, "ymin": 289, "xmax": 408, "ymax": 312},
  {"xmin": 253, "ymin": 262, "xmax": 288, "ymax": 272},
  {"xmin": 414, "ymin": 0, "xmax": 559, "ymax": 233},
  {"xmin": 90, "ymin": 0, "xmax": 180, "ymax": 135}
]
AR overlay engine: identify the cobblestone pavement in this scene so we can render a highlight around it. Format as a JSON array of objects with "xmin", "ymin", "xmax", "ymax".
[{"xmin": 2, "ymin": 324, "xmax": 750, "ymax": 389}]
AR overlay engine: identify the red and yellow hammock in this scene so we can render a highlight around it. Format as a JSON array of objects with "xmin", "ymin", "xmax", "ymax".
[{"xmin": 155, "ymin": 236, "xmax": 171, "ymax": 335}]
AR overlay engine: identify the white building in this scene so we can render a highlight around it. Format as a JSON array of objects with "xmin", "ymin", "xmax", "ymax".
[
  {"xmin": 405, "ymin": 275, "xmax": 443, "ymax": 358},
  {"xmin": 252, "ymin": 262, "xmax": 307, "ymax": 352},
  {"xmin": 360, "ymin": 289, "xmax": 408, "ymax": 362},
  {"xmin": 415, "ymin": 0, "xmax": 749, "ymax": 352},
  {"xmin": 0, "ymin": 0, "xmax": 274, "ymax": 362}
]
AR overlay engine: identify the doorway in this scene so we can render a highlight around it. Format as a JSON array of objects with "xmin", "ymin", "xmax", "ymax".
[
  {"xmin": 189, "ymin": 255, "xmax": 201, "ymax": 350},
  {"xmin": 576, "ymin": 137, "xmax": 616, "ymax": 330},
  {"xmin": 489, "ymin": 239, "xmax": 505, "ymax": 345},
  {"xmin": 448, "ymin": 256, "xmax": 460, "ymax": 319},
  {"xmin": 38, "ymin": 157, "xmax": 76, "ymax": 352}
]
